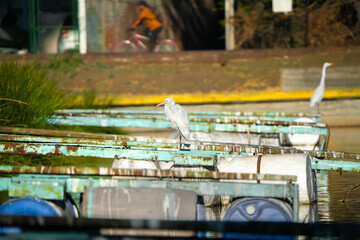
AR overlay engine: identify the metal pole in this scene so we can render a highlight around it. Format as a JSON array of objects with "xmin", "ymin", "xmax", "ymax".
[
  {"xmin": 304, "ymin": 0, "xmax": 309, "ymax": 47},
  {"xmin": 78, "ymin": 0, "xmax": 87, "ymax": 54},
  {"xmin": 225, "ymin": 0, "xmax": 235, "ymax": 50},
  {"xmin": 28, "ymin": 0, "xmax": 36, "ymax": 53}
]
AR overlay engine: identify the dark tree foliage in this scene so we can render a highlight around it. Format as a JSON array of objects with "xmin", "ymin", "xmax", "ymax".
[
  {"xmin": 163, "ymin": 0, "xmax": 225, "ymax": 50},
  {"xmin": 228, "ymin": 0, "xmax": 360, "ymax": 49}
]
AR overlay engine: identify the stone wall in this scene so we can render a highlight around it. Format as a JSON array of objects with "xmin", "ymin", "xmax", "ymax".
[{"xmin": 281, "ymin": 66, "xmax": 360, "ymax": 92}]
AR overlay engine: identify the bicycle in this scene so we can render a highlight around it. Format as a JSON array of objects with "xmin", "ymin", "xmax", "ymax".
[{"xmin": 113, "ymin": 32, "xmax": 179, "ymax": 53}]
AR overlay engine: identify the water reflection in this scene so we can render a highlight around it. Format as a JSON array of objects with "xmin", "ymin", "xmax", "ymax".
[
  {"xmin": 318, "ymin": 127, "xmax": 360, "ymax": 222},
  {"xmin": 327, "ymin": 127, "xmax": 360, "ymax": 153},
  {"xmin": 317, "ymin": 171, "xmax": 331, "ymax": 221},
  {"xmin": 328, "ymin": 171, "xmax": 360, "ymax": 222}
]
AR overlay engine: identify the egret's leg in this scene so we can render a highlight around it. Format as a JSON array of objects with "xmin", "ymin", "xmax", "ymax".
[
  {"xmin": 317, "ymin": 104, "xmax": 320, "ymax": 114},
  {"xmin": 179, "ymin": 134, "xmax": 182, "ymax": 150}
]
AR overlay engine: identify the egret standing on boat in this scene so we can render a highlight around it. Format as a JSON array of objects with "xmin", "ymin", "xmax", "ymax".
[
  {"xmin": 309, "ymin": 62, "xmax": 333, "ymax": 113},
  {"xmin": 156, "ymin": 98, "xmax": 190, "ymax": 149}
]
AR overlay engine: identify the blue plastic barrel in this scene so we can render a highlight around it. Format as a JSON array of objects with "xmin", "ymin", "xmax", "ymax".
[
  {"xmin": 52, "ymin": 193, "xmax": 80, "ymax": 217},
  {"xmin": 222, "ymin": 197, "xmax": 294, "ymax": 239},
  {"xmin": 0, "ymin": 196, "xmax": 64, "ymax": 216},
  {"xmin": 0, "ymin": 197, "xmax": 64, "ymax": 234}
]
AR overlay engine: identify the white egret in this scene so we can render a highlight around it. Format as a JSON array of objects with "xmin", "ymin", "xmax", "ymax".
[
  {"xmin": 309, "ymin": 62, "xmax": 333, "ymax": 113},
  {"xmin": 156, "ymin": 98, "xmax": 190, "ymax": 150}
]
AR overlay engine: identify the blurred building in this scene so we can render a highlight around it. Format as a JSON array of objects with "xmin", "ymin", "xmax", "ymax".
[
  {"xmin": 2, "ymin": 0, "xmax": 357, "ymax": 53},
  {"xmin": 0, "ymin": 0, "xmax": 225, "ymax": 54}
]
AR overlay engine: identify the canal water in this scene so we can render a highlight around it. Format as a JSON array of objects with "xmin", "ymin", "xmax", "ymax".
[{"xmin": 319, "ymin": 127, "xmax": 360, "ymax": 222}]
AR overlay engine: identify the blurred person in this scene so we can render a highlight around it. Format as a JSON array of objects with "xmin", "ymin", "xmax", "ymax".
[{"xmin": 130, "ymin": 1, "xmax": 162, "ymax": 52}]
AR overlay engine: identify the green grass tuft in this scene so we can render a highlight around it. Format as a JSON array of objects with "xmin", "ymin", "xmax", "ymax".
[
  {"xmin": 0, "ymin": 59, "xmax": 66, "ymax": 128},
  {"xmin": 47, "ymin": 53, "xmax": 82, "ymax": 72},
  {"xmin": 0, "ymin": 56, "xmax": 128, "ymax": 168}
]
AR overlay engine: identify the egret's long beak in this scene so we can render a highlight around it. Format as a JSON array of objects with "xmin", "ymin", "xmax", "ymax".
[
  {"xmin": 156, "ymin": 101, "xmax": 165, "ymax": 107},
  {"xmin": 329, "ymin": 62, "xmax": 334, "ymax": 66}
]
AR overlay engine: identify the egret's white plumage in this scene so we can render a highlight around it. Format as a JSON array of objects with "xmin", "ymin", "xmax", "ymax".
[
  {"xmin": 309, "ymin": 62, "xmax": 333, "ymax": 112},
  {"xmin": 156, "ymin": 98, "xmax": 190, "ymax": 149}
]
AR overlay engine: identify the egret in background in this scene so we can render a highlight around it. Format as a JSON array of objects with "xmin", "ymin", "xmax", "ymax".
[
  {"xmin": 309, "ymin": 62, "xmax": 333, "ymax": 113},
  {"xmin": 156, "ymin": 98, "xmax": 190, "ymax": 150}
]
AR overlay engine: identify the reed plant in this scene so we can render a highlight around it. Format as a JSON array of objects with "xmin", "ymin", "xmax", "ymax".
[
  {"xmin": 0, "ymin": 57, "xmax": 126, "ymax": 168},
  {"xmin": 0, "ymin": 59, "xmax": 66, "ymax": 128},
  {"xmin": 0, "ymin": 56, "xmax": 125, "ymax": 134}
]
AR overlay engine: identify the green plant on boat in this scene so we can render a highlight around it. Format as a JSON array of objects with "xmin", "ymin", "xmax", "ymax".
[
  {"xmin": 0, "ymin": 154, "xmax": 113, "ymax": 168},
  {"xmin": 45, "ymin": 124, "xmax": 128, "ymax": 135}
]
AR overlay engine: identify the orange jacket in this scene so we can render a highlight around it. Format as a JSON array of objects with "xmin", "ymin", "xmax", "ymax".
[{"xmin": 139, "ymin": 7, "xmax": 162, "ymax": 31}]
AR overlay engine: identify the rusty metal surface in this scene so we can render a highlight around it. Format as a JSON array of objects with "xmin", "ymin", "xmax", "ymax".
[
  {"xmin": 0, "ymin": 127, "xmax": 117, "ymax": 139},
  {"xmin": 9, "ymin": 179, "xmax": 65, "ymax": 200},
  {"xmin": 0, "ymin": 133, "xmax": 177, "ymax": 149},
  {"xmin": 57, "ymin": 109, "xmax": 322, "ymax": 118},
  {"xmin": 0, "ymin": 140, "xmax": 358, "ymax": 172},
  {"xmin": 0, "ymin": 142, "xmax": 216, "ymax": 166},
  {"xmin": 47, "ymin": 115, "xmax": 328, "ymax": 135},
  {"xmin": 0, "ymin": 165, "xmax": 297, "ymax": 182},
  {"xmin": 0, "ymin": 165, "xmax": 300, "ymax": 218},
  {"xmin": 0, "ymin": 129, "xmax": 358, "ymax": 161},
  {"xmin": 1, "ymin": 174, "xmax": 300, "ymax": 218},
  {"xmin": 52, "ymin": 112, "xmax": 324, "ymax": 127}
]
